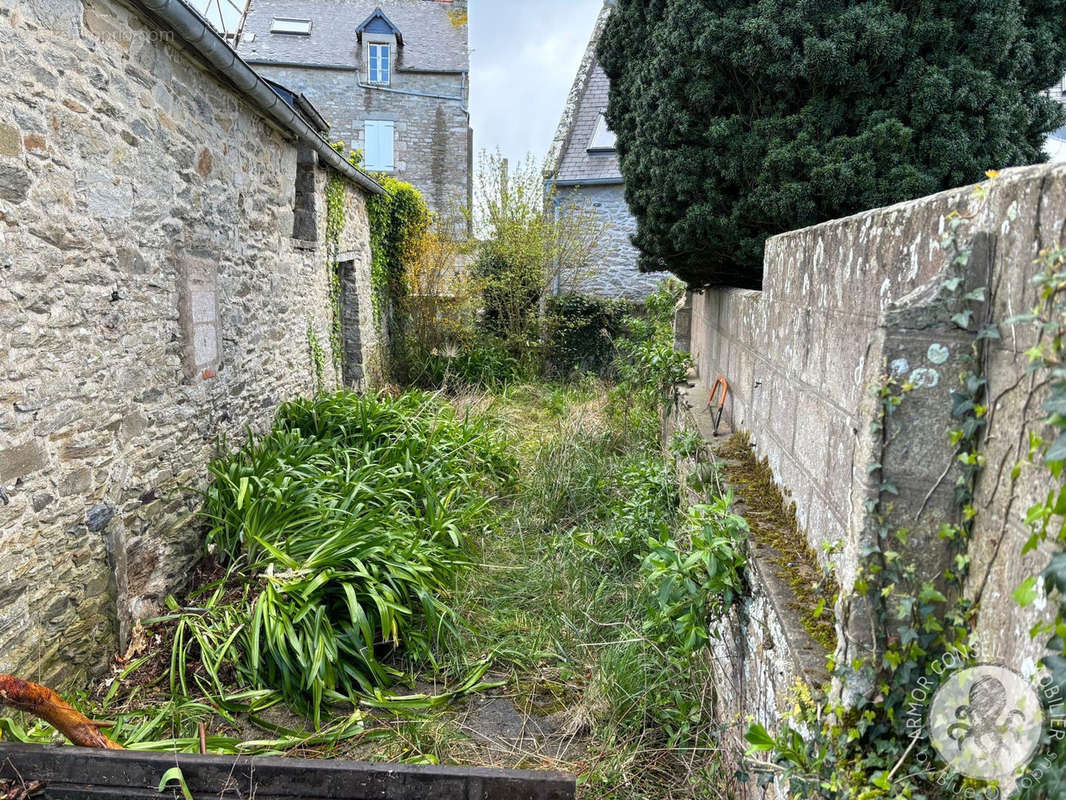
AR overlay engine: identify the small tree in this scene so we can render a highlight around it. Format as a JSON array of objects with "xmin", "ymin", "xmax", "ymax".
[
  {"xmin": 599, "ymin": 0, "xmax": 1066, "ymax": 289},
  {"xmin": 472, "ymin": 152, "xmax": 606, "ymax": 358}
]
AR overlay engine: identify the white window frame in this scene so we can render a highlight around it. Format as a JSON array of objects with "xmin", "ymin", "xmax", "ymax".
[
  {"xmin": 588, "ymin": 113, "xmax": 617, "ymax": 152},
  {"xmin": 367, "ymin": 43, "xmax": 392, "ymax": 85},
  {"xmin": 270, "ymin": 17, "xmax": 312, "ymax": 34},
  {"xmin": 363, "ymin": 120, "xmax": 395, "ymax": 172}
]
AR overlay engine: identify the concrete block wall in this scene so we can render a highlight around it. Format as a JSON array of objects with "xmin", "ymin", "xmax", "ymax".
[
  {"xmin": 688, "ymin": 163, "xmax": 1066, "ymax": 678},
  {"xmin": 0, "ymin": 0, "xmax": 375, "ymax": 685}
]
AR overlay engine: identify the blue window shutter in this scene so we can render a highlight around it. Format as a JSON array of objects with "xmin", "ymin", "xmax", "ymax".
[
  {"xmin": 381, "ymin": 121, "xmax": 394, "ymax": 171},
  {"xmin": 364, "ymin": 120, "xmax": 394, "ymax": 171}
]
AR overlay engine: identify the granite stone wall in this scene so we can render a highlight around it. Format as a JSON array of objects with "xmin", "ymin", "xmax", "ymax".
[
  {"xmin": 253, "ymin": 65, "xmax": 471, "ymax": 216},
  {"xmin": 0, "ymin": 0, "xmax": 375, "ymax": 685},
  {"xmin": 687, "ymin": 163, "xmax": 1066, "ymax": 683},
  {"xmin": 556, "ymin": 183, "xmax": 668, "ymax": 302}
]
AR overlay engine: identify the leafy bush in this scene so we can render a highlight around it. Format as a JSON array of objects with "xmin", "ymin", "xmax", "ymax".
[
  {"xmin": 415, "ymin": 339, "xmax": 525, "ymax": 392},
  {"xmin": 608, "ymin": 280, "xmax": 691, "ymax": 440},
  {"xmin": 184, "ymin": 391, "xmax": 515, "ymax": 724},
  {"xmin": 545, "ymin": 293, "xmax": 630, "ymax": 378},
  {"xmin": 641, "ymin": 496, "xmax": 748, "ymax": 653},
  {"xmin": 572, "ymin": 458, "xmax": 680, "ymax": 571}
]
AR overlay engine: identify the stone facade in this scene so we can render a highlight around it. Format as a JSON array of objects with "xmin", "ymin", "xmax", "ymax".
[
  {"xmin": 0, "ymin": 0, "xmax": 376, "ymax": 685},
  {"xmin": 555, "ymin": 184, "xmax": 663, "ymax": 301},
  {"xmin": 685, "ymin": 163, "xmax": 1066, "ymax": 692},
  {"xmin": 546, "ymin": 1, "xmax": 668, "ymax": 303},
  {"xmin": 237, "ymin": 0, "xmax": 472, "ymax": 216}
]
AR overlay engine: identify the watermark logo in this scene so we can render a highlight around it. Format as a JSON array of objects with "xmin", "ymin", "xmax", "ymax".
[
  {"xmin": 902, "ymin": 643, "xmax": 1066, "ymax": 797},
  {"xmin": 928, "ymin": 664, "xmax": 1044, "ymax": 782}
]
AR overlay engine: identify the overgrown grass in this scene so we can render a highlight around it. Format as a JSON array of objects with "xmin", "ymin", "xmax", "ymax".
[
  {"xmin": 2, "ymin": 283, "xmax": 744, "ymax": 797},
  {"xmin": 424, "ymin": 383, "xmax": 742, "ymax": 798}
]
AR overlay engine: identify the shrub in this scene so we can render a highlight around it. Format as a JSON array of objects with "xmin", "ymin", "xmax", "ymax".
[
  {"xmin": 545, "ymin": 293, "xmax": 630, "ymax": 378},
  {"xmin": 416, "ymin": 339, "xmax": 525, "ymax": 392}
]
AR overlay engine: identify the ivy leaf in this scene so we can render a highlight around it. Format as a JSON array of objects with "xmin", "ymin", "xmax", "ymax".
[
  {"xmin": 1045, "ymin": 432, "xmax": 1066, "ymax": 464},
  {"xmin": 952, "ymin": 311, "xmax": 974, "ymax": 329},
  {"xmin": 1043, "ymin": 385, "xmax": 1066, "ymax": 417},
  {"xmin": 1042, "ymin": 553, "xmax": 1066, "ymax": 596},
  {"xmin": 744, "ymin": 723, "xmax": 776, "ymax": 752},
  {"xmin": 918, "ymin": 584, "xmax": 947, "ymax": 604},
  {"xmin": 1013, "ymin": 576, "xmax": 1039, "ymax": 607}
]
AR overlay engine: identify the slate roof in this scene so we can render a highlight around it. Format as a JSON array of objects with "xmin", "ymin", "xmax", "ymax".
[
  {"xmin": 237, "ymin": 0, "xmax": 469, "ymax": 73},
  {"xmin": 548, "ymin": 3, "xmax": 622, "ymax": 185}
]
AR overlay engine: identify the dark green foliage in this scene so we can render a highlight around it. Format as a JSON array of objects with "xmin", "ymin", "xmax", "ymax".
[
  {"xmin": 545, "ymin": 293, "xmax": 630, "ymax": 378},
  {"xmin": 417, "ymin": 340, "xmax": 525, "ymax": 391},
  {"xmin": 367, "ymin": 177, "xmax": 430, "ymax": 376},
  {"xmin": 473, "ymin": 249, "xmax": 542, "ymax": 344},
  {"xmin": 598, "ymin": 0, "xmax": 1066, "ymax": 288}
]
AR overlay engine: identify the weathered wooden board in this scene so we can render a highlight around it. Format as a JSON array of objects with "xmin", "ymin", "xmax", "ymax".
[{"xmin": 0, "ymin": 743, "xmax": 576, "ymax": 799}]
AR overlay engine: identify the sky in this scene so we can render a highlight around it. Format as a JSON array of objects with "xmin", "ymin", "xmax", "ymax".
[{"xmin": 468, "ymin": 0, "xmax": 603, "ymax": 170}]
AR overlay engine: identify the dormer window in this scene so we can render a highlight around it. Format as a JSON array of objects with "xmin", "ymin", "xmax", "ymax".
[
  {"xmin": 271, "ymin": 17, "xmax": 312, "ymax": 34},
  {"xmin": 368, "ymin": 43, "xmax": 391, "ymax": 85},
  {"xmin": 588, "ymin": 113, "xmax": 617, "ymax": 152}
]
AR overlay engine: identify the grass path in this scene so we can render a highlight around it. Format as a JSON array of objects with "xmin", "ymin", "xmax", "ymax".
[
  {"xmin": 340, "ymin": 382, "xmax": 729, "ymax": 798},
  {"xmin": 3, "ymin": 381, "xmax": 730, "ymax": 799}
]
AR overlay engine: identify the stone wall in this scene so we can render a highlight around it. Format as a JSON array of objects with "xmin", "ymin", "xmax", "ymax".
[
  {"xmin": 556, "ymin": 183, "xmax": 668, "ymax": 302},
  {"xmin": 687, "ymin": 163, "xmax": 1066, "ymax": 683},
  {"xmin": 248, "ymin": 67, "xmax": 471, "ymax": 216},
  {"xmin": 0, "ymin": 0, "xmax": 375, "ymax": 685}
]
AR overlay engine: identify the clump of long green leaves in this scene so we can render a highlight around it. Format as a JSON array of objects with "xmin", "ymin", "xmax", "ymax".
[{"xmin": 177, "ymin": 390, "xmax": 515, "ymax": 726}]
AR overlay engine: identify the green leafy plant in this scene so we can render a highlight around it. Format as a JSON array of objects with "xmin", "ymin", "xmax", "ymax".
[
  {"xmin": 1009, "ymin": 245, "xmax": 1066, "ymax": 797},
  {"xmin": 170, "ymin": 391, "xmax": 515, "ymax": 726},
  {"xmin": 544, "ymin": 293, "xmax": 630, "ymax": 378},
  {"xmin": 642, "ymin": 496, "xmax": 748, "ymax": 653}
]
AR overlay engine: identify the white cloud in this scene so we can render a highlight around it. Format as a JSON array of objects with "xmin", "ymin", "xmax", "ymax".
[{"xmin": 469, "ymin": 0, "xmax": 603, "ymax": 171}]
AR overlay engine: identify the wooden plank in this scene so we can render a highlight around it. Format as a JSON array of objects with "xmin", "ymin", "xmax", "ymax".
[{"xmin": 0, "ymin": 744, "xmax": 576, "ymax": 800}]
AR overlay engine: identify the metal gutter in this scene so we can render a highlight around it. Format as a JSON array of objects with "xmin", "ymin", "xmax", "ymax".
[
  {"xmin": 243, "ymin": 59, "xmax": 469, "ymax": 76},
  {"xmin": 552, "ymin": 177, "xmax": 625, "ymax": 187},
  {"xmin": 133, "ymin": 0, "xmax": 385, "ymax": 196},
  {"xmin": 356, "ymin": 82, "xmax": 465, "ymax": 103}
]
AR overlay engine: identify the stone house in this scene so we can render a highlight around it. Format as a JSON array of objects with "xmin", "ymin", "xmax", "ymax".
[
  {"xmin": 0, "ymin": 0, "xmax": 381, "ymax": 684},
  {"xmin": 237, "ymin": 0, "xmax": 472, "ymax": 218},
  {"xmin": 545, "ymin": 2, "xmax": 667, "ymax": 302}
]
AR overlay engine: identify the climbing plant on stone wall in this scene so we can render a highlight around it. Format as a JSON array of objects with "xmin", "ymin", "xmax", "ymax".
[
  {"xmin": 744, "ymin": 179, "xmax": 1016, "ymax": 799},
  {"xmin": 1010, "ymin": 243, "xmax": 1066, "ymax": 797},
  {"xmin": 324, "ymin": 172, "xmax": 346, "ymax": 382},
  {"xmin": 366, "ymin": 175, "xmax": 431, "ymax": 377}
]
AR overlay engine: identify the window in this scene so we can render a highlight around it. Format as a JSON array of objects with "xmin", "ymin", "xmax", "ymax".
[
  {"xmin": 270, "ymin": 17, "xmax": 312, "ymax": 34},
  {"xmin": 588, "ymin": 113, "xmax": 617, "ymax": 152},
  {"xmin": 364, "ymin": 120, "xmax": 395, "ymax": 171},
  {"xmin": 368, "ymin": 43, "xmax": 391, "ymax": 85}
]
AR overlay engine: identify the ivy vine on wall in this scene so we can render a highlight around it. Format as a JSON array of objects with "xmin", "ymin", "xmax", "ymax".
[
  {"xmin": 743, "ymin": 177, "xmax": 1026, "ymax": 799},
  {"xmin": 324, "ymin": 172, "xmax": 346, "ymax": 382}
]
